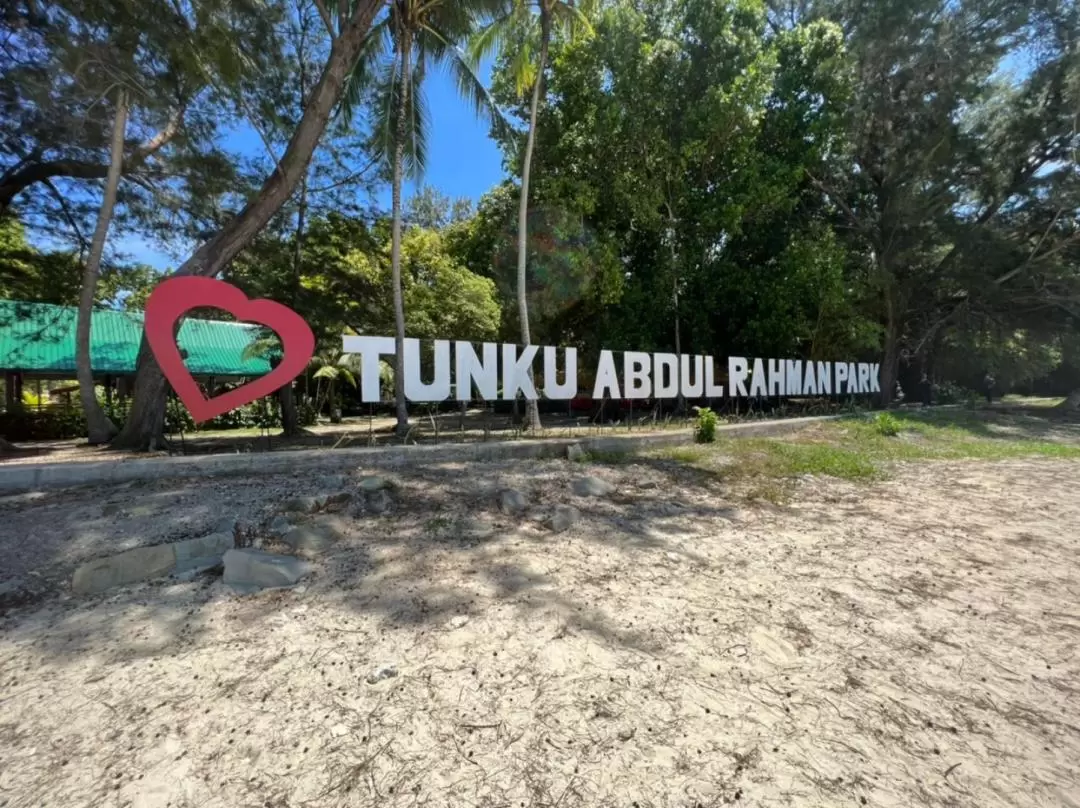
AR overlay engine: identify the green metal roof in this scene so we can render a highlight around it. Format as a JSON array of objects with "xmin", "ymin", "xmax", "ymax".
[{"xmin": 0, "ymin": 301, "xmax": 272, "ymax": 377}]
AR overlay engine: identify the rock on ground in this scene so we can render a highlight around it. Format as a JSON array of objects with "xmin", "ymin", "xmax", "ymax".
[
  {"xmin": 71, "ymin": 532, "xmax": 235, "ymax": 595},
  {"xmin": 365, "ymin": 664, "xmax": 398, "ymax": 684},
  {"xmin": 222, "ymin": 549, "xmax": 313, "ymax": 592},
  {"xmin": 499, "ymin": 489, "xmax": 528, "ymax": 513},
  {"xmin": 549, "ymin": 504, "xmax": 580, "ymax": 533},
  {"xmin": 571, "ymin": 475, "xmax": 616, "ymax": 497}
]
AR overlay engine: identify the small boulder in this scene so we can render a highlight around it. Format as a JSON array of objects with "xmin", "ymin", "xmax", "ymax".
[
  {"xmin": 268, "ymin": 515, "xmax": 293, "ymax": 537},
  {"xmin": 358, "ymin": 475, "xmax": 391, "ymax": 492},
  {"xmin": 571, "ymin": 476, "xmax": 616, "ymax": 497},
  {"xmin": 320, "ymin": 491, "xmax": 352, "ymax": 511},
  {"xmin": 282, "ymin": 496, "xmax": 321, "ymax": 514},
  {"xmin": 214, "ymin": 516, "xmax": 240, "ymax": 536},
  {"xmin": 72, "ymin": 544, "xmax": 175, "ymax": 595},
  {"xmin": 282, "ymin": 517, "xmax": 344, "ymax": 557},
  {"xmin": 447, "ymin": 615, "xmax": 470, "ymax": 630},
  {"xmin": 367, "ymin": 489, "xmax": 393, "ymax": 514},
  {"xmin": 499, "ymin": 489, "xmax": 528, "ymax": 513},
  {"xmin": 549, "ymin": 504, "xmax": 580, "ymax": 533},
  {"xmin": 222, "ymin": 549, "xmax": 313, "ymax": 592},
  {"xmin": 365, "ymin": 664, "xmax": 398, "ymax": 684}
]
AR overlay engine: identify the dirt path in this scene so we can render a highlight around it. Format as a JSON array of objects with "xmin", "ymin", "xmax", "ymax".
[{"xmin": 1, "ymin": 455, "xmax": 1078, "ymax": 807}]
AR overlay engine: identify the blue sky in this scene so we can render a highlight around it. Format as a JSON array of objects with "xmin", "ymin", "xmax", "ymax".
[{"xmin": 118, "ymin": 60, "xmax": 507, "ymax": 271}]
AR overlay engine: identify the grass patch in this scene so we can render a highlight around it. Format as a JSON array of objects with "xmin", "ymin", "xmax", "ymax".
[{"xmin": 654, "ymin": 409, "xmax": 1080, "ymax": 492}]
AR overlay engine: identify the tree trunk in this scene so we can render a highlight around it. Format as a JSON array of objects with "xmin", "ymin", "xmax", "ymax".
[
  {"xmin": 77, "ymin": 88, "xmax": 128, "ymax": 445},
  {"xmin": 390, "ymin": 34, "xmax": 412, "ymax": 437},
  {"xmin": 880, "ymin": 299, "xmax": 900, "ymax": 407},
  {"xmin": 667, "ymin": 205, "xmax": 684, "ymax": 414},
  {"xmin": 515, "ymin": 14, "xmax": 550, "ymax": 433},
  {"xmin": 111, "ymin": 0, "xmax": 384, "ymax": 450}
]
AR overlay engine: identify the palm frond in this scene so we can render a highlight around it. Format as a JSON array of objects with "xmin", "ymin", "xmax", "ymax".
[
  {"xmin": 337, "ymin": 368, "xmax": 358, "ymax": 388},
  {"xmin": 312, "ymin": 364, "xmax": 339, "ymax": 381}
]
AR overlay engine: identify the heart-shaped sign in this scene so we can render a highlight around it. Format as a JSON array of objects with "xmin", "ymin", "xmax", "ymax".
[{"xmin": 144, "ymin": 276, "xmax": 315, "ymax": 424}]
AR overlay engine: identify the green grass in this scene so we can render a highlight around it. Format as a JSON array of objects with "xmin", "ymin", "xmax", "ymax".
[{"xmin": 652, "ymin": 409, "xmax": 1080, "ymax": 496}]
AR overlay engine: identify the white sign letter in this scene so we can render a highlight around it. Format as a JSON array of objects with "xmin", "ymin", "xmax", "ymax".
[
  {"xmin": 748, "ymin": 358, "xmax": 768, "ymax": 397},
  {"xmin": 502, "ymin": 343, "xmax": 539, "ymax": 400},
  {"xmin": 404, "ymin": 338, "xmax": 451, "ymax": 402},
  {"xmin": 728, "ymin": 356, "xmax": 748, "ymax": 397},
  {"xmin": 592, "ymin": 350, "xmax": 621, "ymax": 399},
  {"xmin": 785, "ymin": 360, "xmax": 803, "ymax": 396},
  {"xmin": 624, "ymin": 351, "xmax": 652, "ymax": 399},
  {"xmin": 681, "ymin": 355, "xmax": 704, "ymax": 397},
  {"xmin": 835, "ymin": 362, "xmax": 849, "ymax": 393},
  {"xmin": 543, "ymin": 346, "xmax": 577, "ymax": 399},
  {"xmin": 768, "ymin": 358, "xmax": 785, "ymax": 396},
  {"xmin": 705, "ymin": 357, "xmax": 724, "ymax": 397},
  {"xmin": 653, "ymin": 353, "xmax": 678, "ymax": 398},
  {"xmin": 817, "ymin": 361, "xmax": 832, "ymax": 395},
  {"xmin": 802, "ymin": 361, "xmax": 817, "ymax": 395},
  {"xmin": 455, "ymin": 341, "xmax": 498, "ymax": 402}
]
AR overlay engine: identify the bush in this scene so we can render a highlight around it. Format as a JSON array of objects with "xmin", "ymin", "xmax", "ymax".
[
  {"xmin": 694, "ymin": 406, "xmax": 719, "ymax": 443},
  {"xmin": 871, "ymin": 411, "xmax": 901, "ymax": 436}
]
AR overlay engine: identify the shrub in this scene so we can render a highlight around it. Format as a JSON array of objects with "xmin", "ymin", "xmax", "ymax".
[
  {"xmin": 694, "ymin": 406, "xmax": 719, "ymax": 443},
  {"xmin": 871, "ymin": 411, "xmax": 901, "ymax": 436}
]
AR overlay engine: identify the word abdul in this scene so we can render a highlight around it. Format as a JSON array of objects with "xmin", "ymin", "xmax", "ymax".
[{"xmin": 342, "ymin": 336, "xmax": 880, "ymax": 403}]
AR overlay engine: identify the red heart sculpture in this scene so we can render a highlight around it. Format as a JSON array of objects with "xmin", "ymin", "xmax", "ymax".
[{"xmin": 144, "ymin": 276, "xmax": 315, "ymax": 424}]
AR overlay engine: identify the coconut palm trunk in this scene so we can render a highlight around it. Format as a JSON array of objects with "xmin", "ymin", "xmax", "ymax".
[
  {"xmin": 77, "ymin": 87, "xmax": 128, "ymax": 444},
  {"xmin": 515, "ymin": 12, "xmax": 550, "ymax": 433},
  {"xmin": 391, "ymin": 32, "xmax": 413, "ymax": 437}
]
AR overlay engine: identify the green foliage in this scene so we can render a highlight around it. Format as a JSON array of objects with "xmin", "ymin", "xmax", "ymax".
[
  {"xmin": 694, "ymin": 407, "xmax": 719, "ymax": 443},
  {"xmin": 871, "ymin": 412, "xmax": 901, "ymax": 437}
]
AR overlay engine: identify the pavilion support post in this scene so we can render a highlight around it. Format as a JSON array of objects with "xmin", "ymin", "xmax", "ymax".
[{"xmin": 4, "ymin": 372, "xmax": 15, "ymax": 413}]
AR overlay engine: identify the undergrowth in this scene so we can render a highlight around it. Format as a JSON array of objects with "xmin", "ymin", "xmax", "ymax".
[{"xmin": 653, "ymin": 410, "xmax": 1080, "ymax": 501}]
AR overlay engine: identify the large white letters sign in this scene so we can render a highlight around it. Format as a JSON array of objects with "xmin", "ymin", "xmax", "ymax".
[{"xmin": 341, "ymin": 335, "xmax": 881, "ymax": 403}]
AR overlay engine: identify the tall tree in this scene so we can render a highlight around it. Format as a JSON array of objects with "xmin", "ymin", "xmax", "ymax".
[
  {"xmin": 76, "ymin": 86, "xmax": 127, "ymax": 444},
  {"xmin": 111, "ymin": 0, "xmax": 387, "ymax": 450},
  {"xmin": 343, "ymin": 0, "xmax": 504, "ymax": 437},
  {"xmin": 472, "ymin": 0, "xmax": 592, "ymax": 430}
]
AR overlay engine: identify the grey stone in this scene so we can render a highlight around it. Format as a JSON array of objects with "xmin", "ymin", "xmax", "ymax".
[
  {"xmin": 320, "ymin": 490, "xmax": 352, "ymax": 511},
  {"xmin": 638, "ymin": 480, "xmax": 659, "ymax": 490},
  {"xmin": 358, "ymin": 475, "xmax": 391, "ymax": 492},
  {"xmin": 101, "ymin": 503, "xmax": 122, "ymax": 517},
  {"xmin": 72, "ymin": 544, "xmax": 176, "ymax": 595},
  {"xmin": 282, "ymin": 496, "xmax": 321, "ymax": 514},
  {"xmin": 571, "ymin": 476, "xmax": 616, "ymax": 497},
  {"xmin": 549, "ymin": 504, "xmax": 580, "ymax": 533},
  {"xmin": 367, "ymin": 489, "xmax": 393, "ymax": 514},
  {"xmin": 268, "ymin": 515, "xmax": 293, "ymax": 537},
  {"xmin": 499, "ymin": 489, "xmax": 528, "ymax": 513},
  {"xmin": 0, "ymin": 578, "xmax": 32, "ymax": 607},
  {"xmin": 173, "ymin": 532, "xmax": 234, "ymax": 563},
  {"xmin": 365, "ymin": 664, "xmax": 398, "ymax": 684},
  {"xmin": 214, "ymin": 516, "xmax": 240, "ymax": 536},
  {"xmin": 282, "ymin": 522, "xmax": 342, "ymax": 557},
  {"xmin": 566, "ymin": 444, "xmax": 587, "ymax": 462},
  {"xmin": 447, "ymin": 615, "xmax": 470, "ymax": 629},
  {"xmin": 222, "ymin": 549, "xmax": 313, "ymax": 591}
]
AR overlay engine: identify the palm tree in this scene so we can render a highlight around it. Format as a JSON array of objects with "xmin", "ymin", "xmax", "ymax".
[
  {"xmin": 341, "ymin": 0, "xmax": 506, "ymax": 438},
  {"xmin": 309, "ymin": 351, "xmax": 360, "ymax": 423},
  {"xmin": 471, "ymin": 0, "xmax": 592, "ymax": 431}
]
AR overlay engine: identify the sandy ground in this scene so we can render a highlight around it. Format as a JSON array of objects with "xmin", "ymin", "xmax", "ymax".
[{"xmin": 1, "ymin": 453, "xmax": 1079, "ymax": 808}]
